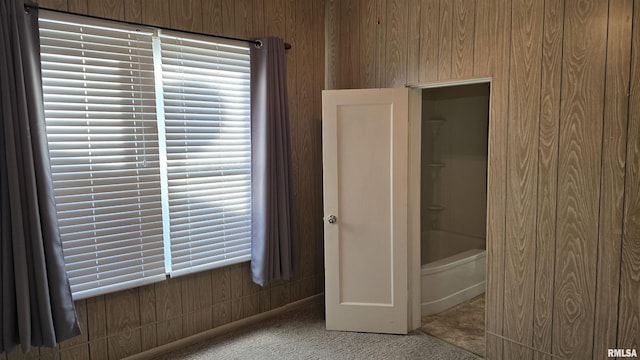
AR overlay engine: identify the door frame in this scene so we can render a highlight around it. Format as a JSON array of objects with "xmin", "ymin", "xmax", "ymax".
[{"xmin": 406, "ymin": 77, "xmax": 493, "ymax": 330}]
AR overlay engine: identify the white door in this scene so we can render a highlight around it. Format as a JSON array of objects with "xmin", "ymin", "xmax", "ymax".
[{"xmin": 322, "ymin": 88, "xmax": 413, "ymax": 334}]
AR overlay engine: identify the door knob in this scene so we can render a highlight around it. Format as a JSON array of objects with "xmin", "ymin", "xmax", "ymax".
[{"xmin": 327, "ymin": 215, "xmax": 337, "ymax": 224}]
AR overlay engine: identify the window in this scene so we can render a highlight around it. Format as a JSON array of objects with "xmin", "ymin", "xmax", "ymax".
[
  {"xmin": 39, "ymin": 11, "xmax": 251, "ymax": 299},
  {"xmin": 159, "ymin": 31, "xmax": 252, "ymax": 276}
]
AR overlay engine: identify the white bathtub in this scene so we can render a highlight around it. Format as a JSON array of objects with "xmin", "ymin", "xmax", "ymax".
[{"xmin": 421, "ymin": 231, "xmax": 486, "ymax": 316}]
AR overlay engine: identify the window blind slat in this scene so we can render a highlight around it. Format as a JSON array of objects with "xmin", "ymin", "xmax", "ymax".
[
  {"xmin": 170, "ymin": 253, "xmax": 250, "ymax": 277},
  {"xmin": 61, "ymin": 228, "xmax": 164, "ymax": 247},
  {"xmin": 172, "ymin": 250, "xmax": 251, "ymax": 268},
  {"xmin": 40, "ymin": 10, "xmax": 165, "ymax": 300},
  {"xmin": 162, "ymin": 77, "xmax": 249, "ymax": 91},
  {"xmin": 160, "ymin": 33, "xmax": 252, "ymax": 277},
  {"xmin": 43, "ymin": 79, "xmax": 157, "ymax": 92},
  {"xmin": 39, "ymin": 10, "xmax": 253, "ymax": 298},
  {"xmin": 172, "ymin": 240, "xmax": 250, "ymax": 259},
  {"xmin": 65, "ymin": 245, "xmax": 165, "ymax": 265}
]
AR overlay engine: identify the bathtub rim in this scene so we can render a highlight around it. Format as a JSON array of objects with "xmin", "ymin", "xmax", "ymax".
[{"xmin": 421, "ymin": 248, "xmax": 485, "ymax": 275}]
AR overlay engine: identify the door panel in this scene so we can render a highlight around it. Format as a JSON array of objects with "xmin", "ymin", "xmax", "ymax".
[{"xmin": 322, "ymin": 88, "xmax": 409, "ymax": 334}]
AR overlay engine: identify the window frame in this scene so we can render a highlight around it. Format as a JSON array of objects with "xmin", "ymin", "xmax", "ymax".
[{"xmin": 38, "ymin": 10, "xmax": 253, "ymax": 300}]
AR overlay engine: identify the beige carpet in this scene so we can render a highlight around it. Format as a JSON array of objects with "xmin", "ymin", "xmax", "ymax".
[
  {"xmin": 421, "ymin": 294, "xmax": 486, "ymax": 358},
  {"xmin": 156, "ymin": 299, "xmax": 481, "ymax": 360}
]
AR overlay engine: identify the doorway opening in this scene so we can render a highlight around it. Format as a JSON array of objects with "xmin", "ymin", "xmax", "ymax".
[{"xmin": 417, "ymin": 82, "xmax": 490, "ymax": 358}]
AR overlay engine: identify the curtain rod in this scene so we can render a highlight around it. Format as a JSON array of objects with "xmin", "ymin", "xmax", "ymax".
[{"xmin": 24, "ymin": 3, "xmax": 292, "ymax": 50}]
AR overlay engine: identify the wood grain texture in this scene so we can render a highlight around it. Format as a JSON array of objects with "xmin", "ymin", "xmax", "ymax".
[
  {"xmin": 270, "ymin": 283, "xmax": 292, "ymax": 309},
  {"xmin": 321, "ymin": 0, "xmax": 640, "ymax": 359},
  {"xmin": 437, "ymin": 0, "xmax": 452, "ymax": 80},
  {"xmin": 419, "ymin": 0, "xmax": 439, "ymax": 82},
  {"xmin": 284, "ymin": 0, "xmax": 300, "ymax": 259},
  {"xmin": 252, "ymin": 0, "xmax": 265, "ymax": 37},
  {"xmin": 359, "ymin": 0, "xmax": 378, "ymax": 88},
  {"xmin": 337, "ymin": 0, "xmax": 358, "ymax": 88},
  {"xmin": 260, "ymin": 288, "xmax": 272, "ymax": 312},
  {"xmin": 265, "ymin": 0, "xmax": 285, "ymax": 36},
  {"xmin": 383, "ymin": 0, "xmax": 408, "ymax": 87},
  {"xmin": 314, "ymin": 274, "xmax": 324, "ymax": 297},
  {"xmin": 470, "ymin": 0, "xmax": 488, "ymax": 76},
  {"xmin": 295, "ymin": 0, "xmax": 315, "ymax": 284},
  {"xmin": 36, "ymin": 0, "xmax": 67, "ymax": 11},
  {"xmin": 231, "ymin": 299, "xmax": 243, "ymax": 322},
  {"xmin": 533, "ymin": 1, "xmax": 564, "ymax": 358},
  {"xmin": 138, "ymin": 285, "xmax": 157, "ymax": 351},
  {"xmin": 6, "ymin": 348, "xmax": 38, "ymax": 360},
  {"xmin": 284, "ymin": 0, "xmax": 297, "ymax": 116},
  {"xmin": 290, "ymin": 280, "xmax": 303, "ymax": 302},
  {"xmin": 486, "ymin": 334, "xmax": 557, "ymax": 360},
  {"xmin": 105, "ymin": 290, "xmax": 141, "ymax": 360},
  {"xmin": 86, "ymin": 296, "xmax": 107, "ymax": 360},
  {"xmin": 593, "ymin": 1, "xmax": 633, "ymax": 358},
  {"xmin": 220, "ymin": 0, "xmax": 236, "ymax": 37},
  {"xmin": 312, "ymin": 0, "xmax": 325, "ymax": 282},
  {"xmin": 38, "ymin": 348, "xmax": 58, "ymax": 360},
  {"xmin": 43, "ymin": 350, "xmax": 60, "ymax": 360},
  {"xmin": 480, "ymin": 0, "xmax": 511, "ymax": 359},
  {"xmin": 552, "ymin": 0, "xmax": 608, "ymax": 358},
  {"xmin": 212, "ymin": 267, "xmax": 231, "ymax": 304},
  {"xmin": 233, "ymin": 0, "xmax": 252, "ymax": 38},
  {"xmin": 58, "ymin": 347, "xmax": 88, "ymax": 360},
  {"xmin": 181, "ymin": 272, "xmax": 213, "ymax": 337},
  {"xmin": 155, "ymin": 278, "xmax": 183, "ymax": 346},
  {"xmin": 123, "ymin": 0, "xmax": 141, "ymax": 22},
  {"xmin": 301, "ymin": 276, "xmax": 315, "ymax": 299},
  {"xmin": 169, "ymin": 0, "xmax": 203, "ymax": 32},
  {"xmin": 67, "ymin": 0, "xmax": 87, "ymax": 13},
  {"xmin": 618, "ymin": 1, "xmax": 640, "ymax": 351},
  {"xmin": 485, "ymin": 334, "xmax": 504, "ymax": 360},
  {"xmin": 201, "ymin": 0, "xmax": 223, "ymax": 35},
  {"xmin": 15, "ymin": 2, "xmax": 324, "ymax": 360},
  {"xmin": 284, "ymin": 0, "xmax": 305, "ymax": 285},
  {"xmin": 376, "ymin": 0, "xmax": 387, "ymax": 87},
  {"xmin": 242, "ymin": 294, "xmax": 260, "ymax": 318},
  {"xmin": 229, "ymin": 264, "xmax": 243, "ymax": 300},
  {"xmin": 324, "ymin": 0, "xmax": 339, "ymax": 89},
  {"xmin": 212, "ymin": 302, "xmax": 231, "ymax": 328},
  {"xmin": 241, "ymin": 262, "xmax": 261, "ymax": 296},
  {"xmin": 503, "ymin": 0, "xmax": 543, "ymax": 358},
  {"xmin": 87, "ymin": 0, "xmax": 124, "ymax": 21},
  {"xmin": 451, "ymin": 0, "xmax": 474, "ymax": 79},
  {"xmin": 140, "ymin": 0, "xmax": 170, "ymax": 27},
  {"xmin": 406, "ymin": 0, "xmax": 421, "ymax": 84}
]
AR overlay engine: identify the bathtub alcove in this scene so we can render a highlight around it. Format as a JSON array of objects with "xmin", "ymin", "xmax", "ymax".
[{"xmin": 419, "ymin": 83, "xmax": 489, "ymax": 316}]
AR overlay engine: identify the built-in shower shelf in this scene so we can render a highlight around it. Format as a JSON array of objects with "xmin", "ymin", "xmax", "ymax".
[
  {"xmin": 426, "ymin": 118, "xmax": 446, "ymax": 124},
  {"xmin": 427, "ymin": 205, "xmax": 445, "ymax": 212}
]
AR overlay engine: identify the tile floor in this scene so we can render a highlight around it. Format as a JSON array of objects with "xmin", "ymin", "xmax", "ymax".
[{"xmin": 420, "ymin": 294, "xmax": 485, "ymax": 357}]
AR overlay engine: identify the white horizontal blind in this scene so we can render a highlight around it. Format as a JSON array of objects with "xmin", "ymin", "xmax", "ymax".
[
  {"xmin": 159, "ymin": 31, "xmax": 252, "ymax": 276},
  {"xmin": 39, "ymin": 11, "xmax": 166, "ymax": 299}
]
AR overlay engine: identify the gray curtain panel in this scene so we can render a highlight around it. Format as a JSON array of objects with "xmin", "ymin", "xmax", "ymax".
[
  {"xmin": 250, "ymin": 38, "xmax": 297, "ymax": 287},
  {"xmin": 0, "ymin": 0, "xmax": 80, "ymax": 353}
]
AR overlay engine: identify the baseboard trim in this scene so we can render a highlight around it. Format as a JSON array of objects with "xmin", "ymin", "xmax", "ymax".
[{"xmin": 123, "ymin": 293, "xmax": 325, "ymax": 360}]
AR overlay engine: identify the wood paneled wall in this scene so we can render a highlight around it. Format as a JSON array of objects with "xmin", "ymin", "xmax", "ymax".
[
  {"xmin": 326, "ymin": 1, "xmax": 639, "ymax": 359},
  {"xmin": 1, "ymin": 1, "xmax": 325, "ymax": 359}
]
